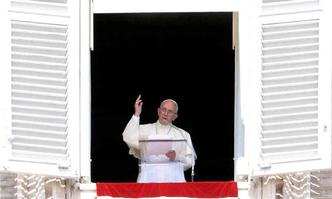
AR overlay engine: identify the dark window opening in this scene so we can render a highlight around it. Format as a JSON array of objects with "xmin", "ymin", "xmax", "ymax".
[{"xmin": 91, "ymin": 12, "xmax": 234, "ymax": 182}]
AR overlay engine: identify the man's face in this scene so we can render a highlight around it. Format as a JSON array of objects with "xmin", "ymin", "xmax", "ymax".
[{"xmin": 157, "ymin": 101, "xmax": 178, "ymax": 125}]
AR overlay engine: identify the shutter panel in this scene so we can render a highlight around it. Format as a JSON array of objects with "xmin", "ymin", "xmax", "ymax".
[
  {"xmin": 11, "ymin": 20, "xmax": 69, "ymax": 164},
  {"xmin": 4, "ymin": 0, "xmax": 80, "ymax": 177},
  {"xmin": 261, "ymin": 19, "xmax": 319, "ymax": 163},
  {"xmin": 253, "ymin": 0, "xmax": 332, "ymax": 175}
]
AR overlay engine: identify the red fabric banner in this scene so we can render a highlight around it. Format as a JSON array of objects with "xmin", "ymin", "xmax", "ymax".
[{"xmin": 96, "ymin": 181, "xmax": 238, "ymax": 198}]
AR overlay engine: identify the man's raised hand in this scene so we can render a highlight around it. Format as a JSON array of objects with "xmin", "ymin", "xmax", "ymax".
[{"xmin": 134, "ymin": 95, "xmax": 143, "ymax": 116}]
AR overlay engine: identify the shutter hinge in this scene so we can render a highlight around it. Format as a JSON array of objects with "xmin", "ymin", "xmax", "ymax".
[
  {"xmin": 8, "ymin": 136, "xmax": 15, "ymax": 143},
  {"xmin": 259, "ymin": 161, "xmax": 271, "ymax": 169},
  {"xmin": 58, "ymin": 161, "xmax": 70, "ymax": 169}
]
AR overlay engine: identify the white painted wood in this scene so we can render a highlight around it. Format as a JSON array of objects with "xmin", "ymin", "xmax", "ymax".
[
  {"xmin": 0, "ymin": 0, "xmax": 81, "ymax": 177},
  {"xmin": 94, "ymin": 0, "xmax": 241, "ymax": 13},
  {"xmin": 251, "ymin": 0, "xmax": 332, "ymax": 176}
]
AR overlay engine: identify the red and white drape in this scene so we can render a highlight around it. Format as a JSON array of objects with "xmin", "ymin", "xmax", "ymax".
[{"xmin": 96, "ymin": 181, "xmax": 238, "ymax": 199}]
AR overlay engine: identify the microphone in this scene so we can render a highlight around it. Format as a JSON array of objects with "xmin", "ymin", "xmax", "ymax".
[
  {"xmin": 171, "ymin": 125, "xmax": 197, "ymax": 181},
  {"xmin": 191, "ymin": 160, "xmax": 195, "ymax": 182}
]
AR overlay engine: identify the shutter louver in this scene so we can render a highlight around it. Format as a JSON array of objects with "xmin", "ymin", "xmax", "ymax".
[
  {"xmin": 10, "ymin": 20, "xmax": 69, "ymax": 166},
  {"xmin": 262, "ymin": 0, "xmax": 319, "ymax": 15},
  {"xmin": 260, "ymin": 19, "xmax": 320, "ymax": 164},
  {"xmin": 11, "ymin": 0, "xmax": 68, "ymax": 16}
]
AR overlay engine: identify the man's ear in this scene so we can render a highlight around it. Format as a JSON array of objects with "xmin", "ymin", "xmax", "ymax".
[{"xmin": 172, "ymin": 114, "xmax": 178, "ymax": 121}]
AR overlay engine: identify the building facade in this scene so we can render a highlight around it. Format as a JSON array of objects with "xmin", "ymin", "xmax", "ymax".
[{"xmin": 1, "ymin": 0, "xmax": 332, "ymax": 198}]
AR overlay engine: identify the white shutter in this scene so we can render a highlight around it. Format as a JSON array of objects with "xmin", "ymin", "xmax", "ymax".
[
  {"xmin": 253, "ymin": 0, "xmax": 332, "ymax": 175},
  {"xmin": 2, "ymin": 0, "xmax": 80, "ymax": 177}
]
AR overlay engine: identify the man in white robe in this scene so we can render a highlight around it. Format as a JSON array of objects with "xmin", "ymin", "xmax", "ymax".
[{"xmin": 122, "ymin": 95, "xmax": 196, "ymax": 183}]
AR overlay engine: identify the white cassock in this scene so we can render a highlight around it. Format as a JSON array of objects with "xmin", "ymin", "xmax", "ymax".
[{"xmin": 122, "ymin": 115, "xmax": 196, "ymax": 183}]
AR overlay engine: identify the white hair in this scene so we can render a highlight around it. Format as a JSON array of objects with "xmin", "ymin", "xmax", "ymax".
[{"xmin": 160, "ymin": 99, "xmax": 178, "ymax": 113}]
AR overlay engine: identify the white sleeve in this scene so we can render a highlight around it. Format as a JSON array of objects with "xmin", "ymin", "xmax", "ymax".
[
  {"xmin": 180, "ymin": 131, "xmax": 196, "ymax": 171},
  {"xmin": 171, "ymin": 126, "xmax": 197, "ymax": 171},
  {"xmin": 122, "ymin": 115, "xmax": 140, "ymax": 157}
]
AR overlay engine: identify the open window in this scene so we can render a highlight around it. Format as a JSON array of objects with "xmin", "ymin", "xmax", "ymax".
[{"xmin": 91, "ymin": 1, "xmax": 238, "ymax": 182}]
